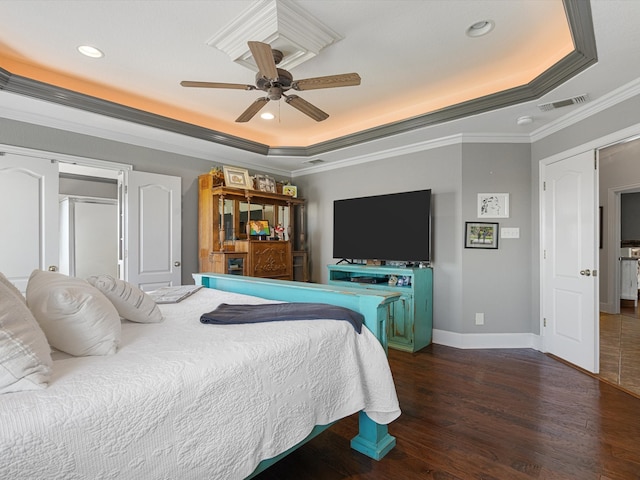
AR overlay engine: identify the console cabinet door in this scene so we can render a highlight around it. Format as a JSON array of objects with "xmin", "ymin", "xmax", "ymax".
[{"xmin": 389, "ymin": 293, "xmax": 414, "ymax": 350}]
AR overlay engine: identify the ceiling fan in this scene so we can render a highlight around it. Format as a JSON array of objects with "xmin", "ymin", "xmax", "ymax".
[{"xmin": 180, "ymin": 41, "xmax": 361, "ymax": 123}]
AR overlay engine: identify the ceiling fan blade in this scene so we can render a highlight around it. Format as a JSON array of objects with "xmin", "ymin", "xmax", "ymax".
[
  {"xmin": 248, "ymin": 41, "xmax": 279, "ymax": 81},
  {"xmin": 236, "ymin": 97, "xmax": 270, "ymax": 123},
  {"xmin": 284, "ymin": 95, "xmax": 329, "ymax": 122},
  {"xmin": 292, "ymin": 73, "xmax": 361, "ymax": 91},
  {"xmin": 180, "ymin": 81, "xmax": 255, "ymax": 90}
]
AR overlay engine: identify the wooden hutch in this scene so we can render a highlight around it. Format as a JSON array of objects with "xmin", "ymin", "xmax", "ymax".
[{"xmin": 198, "ymin": 173, "xmax": 308, "ymax": 281}]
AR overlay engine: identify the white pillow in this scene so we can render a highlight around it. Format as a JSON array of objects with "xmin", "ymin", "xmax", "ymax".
[
  {"xmin": 0, "ymin": 271, "xmax": 26, "ymax": 303},
  {"xmin": 0, "ymin": 274, "xmax": 53, "ymax": 394},
  {"xmin": 26, "ymin": 270, "xmax": 121, "ymax": 357},
  {"xmin": 87, "ymin": 274, "xmax": 163, "ymax": 323}
]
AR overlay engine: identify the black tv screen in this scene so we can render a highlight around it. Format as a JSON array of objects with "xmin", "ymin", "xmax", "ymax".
[{"xmin": 333, "ymin": 189, "xmax": 431, "ymax": 263}]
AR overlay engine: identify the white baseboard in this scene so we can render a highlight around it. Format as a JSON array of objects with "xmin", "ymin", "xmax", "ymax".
[{"xmin": 432, "ymin": 329, "xmax": 542, "ymax": 351}]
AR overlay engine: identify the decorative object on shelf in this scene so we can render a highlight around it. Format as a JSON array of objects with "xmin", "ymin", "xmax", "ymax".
[
  {"xmin": 255, "ymin": 174, "xmax": 277, "ymax": 193},
  {"xmin": 223, "ymin": 166, "xmax": 252, "ymax": 189},
  {"xmin": 275, "ymin": 223, "xmax": 285, "ymax": 240},
  {"xmin": 477, "ymin": 193, "xmax": 509, "ymax": 218},
  {"xmin": 283, "ymin": 185, "xmax": 298, "ymax": 197},
  {"xmin": 209, "ymin": 166, "xmax": 225, "ymax": 186},
  {"xmin": 249, "ymin": 220, "xmax": 270, "ymax": 237},
  {"xmin": 465, "ymin": 222, "xmax": 499, "ymax": 249}
]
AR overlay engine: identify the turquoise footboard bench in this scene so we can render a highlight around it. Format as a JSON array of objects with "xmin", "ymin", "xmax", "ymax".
[{"xmin": 192, "ymin": 273, "xmax": 401, "ymax": 477}]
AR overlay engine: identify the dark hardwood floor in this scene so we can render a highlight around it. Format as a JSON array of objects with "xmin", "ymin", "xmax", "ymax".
[{"xmin": 254, "ymin": 345, "xmax": 640, "ymax": 480}]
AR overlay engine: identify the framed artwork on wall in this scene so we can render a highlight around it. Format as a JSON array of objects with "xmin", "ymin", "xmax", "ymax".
[
  {"xmin": 465, "ymin": 222, "xmax": 499, "ymax": 249},
  {"xmin": 223, "ymin": 166, "xmax": 252, "ymax": 189},
  {"xmin": 477, "ymin": 193, "xmax": 509, "ymax": 218}
]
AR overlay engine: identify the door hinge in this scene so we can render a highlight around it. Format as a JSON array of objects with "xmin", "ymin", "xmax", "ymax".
[
  {"xmin": 544, "ymin": 318, "xmax": 547, "ymax": 327},
  {"xmin": 543, "ymin": 181, "xmax": 546, "ymax": 191},
  {"xmin": 543, "ymin": 249, "xmax": 546, "ymax": 259}
]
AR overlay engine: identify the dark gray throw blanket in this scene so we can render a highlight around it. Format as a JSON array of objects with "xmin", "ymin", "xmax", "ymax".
[{"xmin": 200, "ymin": 302, "xmax": 363, "ymax": 333}]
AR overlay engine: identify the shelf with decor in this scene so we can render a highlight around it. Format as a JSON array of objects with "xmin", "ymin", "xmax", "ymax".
[
  {"xmin": 198, "ymin": 173, "xmax": 307, "ymax": 281},
  {"xmin": 327, "ymin": 264, "xmax": 433, "ymax": 352}
]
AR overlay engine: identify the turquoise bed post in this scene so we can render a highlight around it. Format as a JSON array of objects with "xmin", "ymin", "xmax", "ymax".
[{"xmin": 351, "ymin": 411, "xmax": 397, "ymax": 460}]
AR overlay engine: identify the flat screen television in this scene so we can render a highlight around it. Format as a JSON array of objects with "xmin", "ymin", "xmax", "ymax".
[{"xmin": 333, "ymin": 189, "xmax": 432, "ymax": 263}]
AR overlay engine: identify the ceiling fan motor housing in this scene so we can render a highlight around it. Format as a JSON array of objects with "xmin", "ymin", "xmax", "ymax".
[{"xmin": 255, "ymin": 68, "xmax": 293, "ymax": 93}]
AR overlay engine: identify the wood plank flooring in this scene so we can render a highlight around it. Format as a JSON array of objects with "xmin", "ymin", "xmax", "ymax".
[
  {"xmin": 599, "ymin": 305, "xmax": 640, "ymax": 397},
  {"xmin": 254, "ymin": 345, "xmax": 640, "ymax": 480}
]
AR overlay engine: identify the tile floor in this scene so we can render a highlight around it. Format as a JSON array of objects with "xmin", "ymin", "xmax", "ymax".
[{"xmin": 599, "ymin": 303, "xmax": 640, "ymax": 397}]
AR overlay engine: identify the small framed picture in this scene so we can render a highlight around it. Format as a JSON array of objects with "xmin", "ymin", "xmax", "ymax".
[
  {"xmin": 283, "ymin": 185, "xmax": 297, "ymax": 197},
  {"xmin": 465, "ymin": 222, "xmax": 499, "ymax": 249},
  {"xmin": 478, "ymin": 193, "xmax": 509, "ymax": 218},
  {"xmin": 223, "ymin": 166, "xmax": 252, "ymax": 189},
  {"xmin": 255, "ymin": 174, "xmax": 276, "ymax": 193},
  {"xmin": 249, "ymin": 220, "xmax": 270, "ymax": 236}
]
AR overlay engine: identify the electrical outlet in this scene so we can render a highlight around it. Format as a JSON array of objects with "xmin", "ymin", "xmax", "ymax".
[{"xmin": 475, "ymin": 313, "xmax": 484, "ymax": 325}]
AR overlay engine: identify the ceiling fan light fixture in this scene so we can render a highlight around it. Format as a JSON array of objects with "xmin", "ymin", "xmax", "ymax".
[
  {"xmin": 466, "ymin": 20, "xmax": 495, "ymax": 38},
  {"xmin": 267, "ymin": 86, "xmax": 283, "ymax": 100},
  {"xmin": 261, "ymin": 112, "xmax": 275, "ymax": 120},
  {"xmin": 77, "ymin": 45, "xmax": 104, "ymax": 58}
]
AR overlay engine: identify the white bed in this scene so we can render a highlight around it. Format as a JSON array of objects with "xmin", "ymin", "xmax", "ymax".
[{"xmin": 0, "ymin": 285, "xmax": 400, "ymax": 479}]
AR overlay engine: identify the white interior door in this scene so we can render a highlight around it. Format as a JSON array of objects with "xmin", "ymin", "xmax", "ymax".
[
  {"xmin": 542, "ymin": 150, "xmax": 599, "ymax": 372},
  {"xmin": 124, "ymin": 170, "xmax": 181, "ymax": 290},
  {"xmin": 0, "ymin": 153, "xmax": 59, "ymax": 292}
]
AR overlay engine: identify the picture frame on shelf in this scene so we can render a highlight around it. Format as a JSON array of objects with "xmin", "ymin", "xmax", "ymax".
[
  {"xmin": 223, "ymin": 166, "xmax": 252, "ymax": 189},
  {"xmin": 249, "ymin": 220, "xmax": 270, "ymax": 237},
  {"xmin": 477, "ymin": 193, "xmax": 509, "ymax": 218},
  {"xmin": 283, "ymin": 185, "xmax": 298, "ymax": 197},
  {"xmin": 255, "ymin": 174, "xmax": 277, "ymax": 193},
  {"xmin": 465, "ymin": 222, "xmax": 499, "ymax": 249}
]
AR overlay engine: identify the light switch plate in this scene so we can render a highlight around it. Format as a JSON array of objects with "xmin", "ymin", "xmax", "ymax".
[{"xmin": 500, "ymin": 227, "xmax": 520, "ymax": 239}]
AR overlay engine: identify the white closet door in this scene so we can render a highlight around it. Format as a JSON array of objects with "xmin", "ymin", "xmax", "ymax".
[
  {"xmin": 0, "ymin": 153, "xmax": 59, "ymax": 292},
  {"xmin": 124, "ymin": 170, "xmax": 181, "ymax": 290}
]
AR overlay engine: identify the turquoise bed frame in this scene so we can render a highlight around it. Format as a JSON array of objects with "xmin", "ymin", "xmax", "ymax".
[{"xmin": 192, "ymin": 273, "xmax": 400, "ymax": 478}]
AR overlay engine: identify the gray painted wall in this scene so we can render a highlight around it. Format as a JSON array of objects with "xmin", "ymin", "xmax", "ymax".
[{"xmin": 297, "ymin": 142, "xmax": 533, "ymax": 335}]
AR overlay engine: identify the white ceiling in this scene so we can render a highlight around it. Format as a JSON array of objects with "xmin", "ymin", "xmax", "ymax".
[{"xmin": 1, "ymin": 1, "xmax": 640, "ymax": 175}]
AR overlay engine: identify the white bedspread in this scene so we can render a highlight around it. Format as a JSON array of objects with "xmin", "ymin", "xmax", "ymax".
[{"xmin": 0, "ymin": 288, "xmax": 400, "ymax": 479}]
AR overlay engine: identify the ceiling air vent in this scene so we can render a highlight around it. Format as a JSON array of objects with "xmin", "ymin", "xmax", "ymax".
[
  {"xmin": 538, "ymin": 94, "xmax": 589, "ymax": 111},
  {"xmin": 303, "ymin": 159, "xmax": 325, "ymax": 165}
]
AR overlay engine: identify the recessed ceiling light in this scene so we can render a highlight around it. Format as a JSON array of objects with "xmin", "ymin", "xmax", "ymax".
[
  {"xmin": 466, "ymin": 20, "xmax": 495, "ymax": 38},
  {"xmin": 260, "ymin": 112, "xmax": 275, "ymax": 120},
  {"xmin": 77, "ymin": 45, "xmax": 104, "ymax": 58},
  {"xmin": 516, "ymin": 115, "xmax": 533, "ymax": 126}
]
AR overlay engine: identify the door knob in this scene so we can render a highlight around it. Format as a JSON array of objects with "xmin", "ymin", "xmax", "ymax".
[
  {"xmin": 48, "ymin": 265, "xmax": 58, "ymax": 272},
  {"xmin": 174, "ymin": 261, "xmax": 181, "ymax": 267},
  {"xmin": 580, "ymin": 269, "xmax": 591, "ymax": 276}
]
